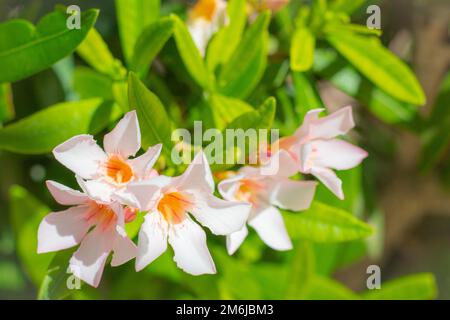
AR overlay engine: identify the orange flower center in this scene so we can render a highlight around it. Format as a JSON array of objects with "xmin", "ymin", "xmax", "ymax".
[
  {"xmin": 157, "ymin": 191, "xmax": 193, "ymax": 224},
  {"xmin": 85, "ymin": 202, "xmax": 117, "ymax": 230},
  {"xmin": 190, "ymin": 0, "xmax": 217, "ymax": 21},
  {"xmin": 104, "ymin": 155, "xmax": 134, "ymax": 184},
  {"xmin": 236, "ymin": 179, "xmax": 265, "ymax": 205}
]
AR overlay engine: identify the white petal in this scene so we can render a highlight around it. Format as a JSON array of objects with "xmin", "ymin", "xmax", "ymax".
[
  {"xmin": 69, "ymin": 226, "xmax": 115, "ymax": 287},
  {"xmin": 259, "ymin": 150, "xmax": 299, "ymax": 177},
  {"xmin": 310, "ymin": 166, "xmax": 344, "ymax": 200},
  {"xmin": 269, "ymin": 178, "xmax": 317, "ymax": 211},
  {"xmin": 37, "ymin": 206, "xmax": 91, "ymax": 253},
  {"xmin": 135, "ymin": 212, "xmax": 168, "ymax": 271},
  {"xmin": 173, "ymin": 151, "xmax": 214, "ymax": 193},
  {"xmin": 190, "ymin": 192, "xmax": 250, "ymax": 235},
  {"xmin": 103, "ymin": 110, "xmax": 141, "ymax": 158},
  {"xmin": 309, "ymin": 139, "xmax": 368, "ymax": 171},
  {"xmin": 53, "ymin": 135, "xmax": 107, "ymax": 179},
  {"xmin": 46, "ymin": 180, "xmax": 88, "ymax": 206},
  {"xmin": 128, "ymin": 144, "xmax": 162, "ymax": 179},
  {"xmin": 126, "ymin": 176, "xmax": 171, "ymax": 211},
  {"xmin": 76, "ymin": 176, "xmax": 115, "ymax": 203},
  {"xmin": 111, "ymin": 225, "xmax": 137, "ymax": 267},
  {"xmin": 168, "ymin": 216, "xmax": 216, "ymax": 275},
  {"xmin": 188, "ymin": 20, "xmax": 211, "ymax": 57},
  {"xmin": 217, "ymin": 174, "xmax": 244, "ymax": 201},
  {"xmin": 305, "ymin": 106, "xmax": 355, "ymax": 141},
  {"xmin": 248, "ymin": 206, "xmax": 292, "ymax": 251},
  {"xmin": 226, "ymin": 225, "xmax": 248, "ymax": 255}
]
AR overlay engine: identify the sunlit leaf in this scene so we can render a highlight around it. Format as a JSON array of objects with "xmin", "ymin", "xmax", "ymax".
[
  {"xmin": 292, "ymin": 72, "xmax": 323, "ymax": 118},
  {"xmin": 209, "ymin": 93, "xmax": 254, "ymax": 130},
  {"xmin": 285, "ymin": 241, "xmax": 315, "ymax": 299},
  {"xmin": 306, "ymin": 276, "xmax": 360, "ymax": 300},
  {"xmin": 290, "ymin": 27, "xmax": 315, "ymax": 72},
  {"xmin": 73, "ymin": 67, "xmax": 113, "ymax": 100}
]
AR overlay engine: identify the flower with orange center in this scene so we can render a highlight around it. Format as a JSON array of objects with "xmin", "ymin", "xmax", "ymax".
[
  {"xmin": 122, "ymin": 152, "xmax": 251, "ymax": 275},
  {"xmin": 38, "ymin": 180, "xmax": 137, "ymax": 288},
  {"xmin": 190, "ymin": 0, "xmax": 217, "ymax": 21},
  {"xmin": 53, "ymin": 111, "xmax": 162, "ymax": 203}
]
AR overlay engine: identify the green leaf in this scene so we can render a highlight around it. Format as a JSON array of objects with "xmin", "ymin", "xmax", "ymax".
[
  {"xmin": 306, "ymin": 276, "xmax": 360, "ymax": 300},
  {"xmin": 0, "ymin": 99, "xmax": 120, "ymax": 154},
  {"xmin": 128, "ymin": 72, "xmax": 172, "ymax": 155},
  {"xmin": 0, "ymin": 83, "xmax": 14, "ymax": 123},
  {"xmin": 76, "ymin": 28, "xmax": 126, "ymax": 79},
  {"xmin": 172, "ymin": 15, "xmax": 212, "ymax": 90},
  {"xmin": 290, "ymin": 27, "xmax": 315, "ymax": 72},
  {"xmin": 362, "ymin": 273, "xmax": 437, "ymax": 300},
  {"xmin": 115, "ymin": 0, "xmax": 160, "ymax": 65},
  {"xmin": 73, "ymin": 67, "xmax": 113, "ymax": 100},
  {"xmin": 208, "ymin": 94, "xmax": 254, "ymax": 130},
  {"xmin": 0, "ymin": 8, "xmax": 98, "ymax": 83},
  {"xmin": 227, "ymin": 97, "xmax": 276, "ymax": 131},
  {"xmin": 314, "ymin": 48, "xmax": 417, "ymax": 124},
  {"xmin": 206, "ymin": 0, "xmax": 247, "ymax": 72},
  {"xmin": 9, "ymin": 185, "xmax": 54, "ymax": 285},
  {"xmin": 292, "ymin": 72, "xmax": 323, "ymax": 118},
  {"xmin": 283, "ymin": 201, "xmax": 374, "ymax": 242},
  {"xmin": 38, "ymin": 249, "xmax": 77, "ymax": 300},
  {"xmin": 130, "ymin": 16, "xmax": 175, "ymax": 75},
  {"xmin": 218, "ymin": 11, "xmax": 271, "ymax": 98},
  {"xmin": 285, "ymin": 241, "xmax": 315, "ymax": 299},
  {"xmin": 329, "ymin": 0, "xmax": 366, "ymax": 15},
  {"xmin": 326, "ymin": 32, "xmax": 426, "ymax": 105}
]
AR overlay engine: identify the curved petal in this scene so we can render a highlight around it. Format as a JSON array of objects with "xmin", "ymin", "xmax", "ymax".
[
  {"xmin": 248, "ymin": 206, "xmax": 292, "ymax": 251},
  {"xmin": 168, "ymin": 216, "xmax": 216, "ymax": 275},
  {"xmin": 126, "ymin": 176, "xmax": 171, "ymax": 211},
  {"xmin": 306, "ymin": 106, "xmax": 355, "ymax": 141},
  {"xmin": 68, "ymin": 226, "xmax": 115, "ymax": 287},
  {"xmin": 259, "ymin": 150, "xmax": 299, "ymax": 177},
  {"xmin": 111, "ymin": 225, "xmax": 137, "ymax": 267},
  {"xmin": 226, "ymin": 225, "xmax": 248, "ymax": 255},
  {"xmin": 103, "ymin": 110, "xmax": 141, "ymax": 158},
  {"xmin": 46, "ymin": 180, "xmax": 88, "ymax": 206},
  {"xmin": 37, "ymin": 205, "xmax": 91, "ymax": 253},
  {"xmin": 53, "ymin": 135, "xmax": 107, "ymax": 179},
  {"xmin": 217, "ymin": 174, "xmax": 243, "ymax": 201},
  {"xmin": 269, "ymin": 179, "xmax": 317, "ymax": 211},
  {"xmin": 135, "ymin": 212, "xmax": 168, "ymax": 271},
  {"xmin": 188, "ymin": 20, "xmax": 212, "ymax": 56},
  {"xmin": 190, "ymin": 192, "xmax": 250, "ymax": 235},
  {"xmin": 128, "ymin": 144, "xmax": 162, "ymax": 179},
  {"xmin": 310, "ymin": 139, "xmax": 368, "ymax": 171},
  {"xmin": 173, "ymin": 151, "xmax": 214, "ymax": 193},
  {"xmin": 294, "ymin": 109, "xmax": 324, "ymax": 139},
  {"xmin": 310, "ymin": 166, "xmax": 344, "ymax": 200},
  {"xmin": 76, "ymin": 176, "xmax": 115, "ymax": 203}
]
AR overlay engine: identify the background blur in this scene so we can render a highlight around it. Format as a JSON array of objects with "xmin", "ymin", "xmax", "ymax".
[{"xmin": 0, "ymin": 0, "xmax": 449, "ymax": 299}]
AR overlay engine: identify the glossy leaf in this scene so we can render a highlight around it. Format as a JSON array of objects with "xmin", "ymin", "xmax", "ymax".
[
  {"xmin": 0, "ymin": 99, "xmax": 119, "ymax": 154},
  {"xmin": 73, "ymin": 67, "xmax": 113, "ymax": 100},
  {"xmin": 0, "ymin": 83, "xmax": 14, "ymax": 123},
  {"xmin": 0, "ymin": 8, "xmax": 98, "ymax": 83},
  {"xmin": 326, "ymin": 32, "xmax": 426, "ymax": 105},
  {"xmin": 209, "ymin": 94, "xmax": 254, "ymax": 130},
  {"xmin": 290, "ymin": 27, "xmax": 315, "ymax": 72}
]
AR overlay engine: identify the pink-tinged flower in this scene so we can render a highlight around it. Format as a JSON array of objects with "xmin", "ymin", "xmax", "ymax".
[
  {"xmin": 218, "ymin": 159, "xmax": 317, "ymax": 254},
  {"xmin": 188, "ymin": 0, "xmax": 228, "ymax": 56},
  {"xmin": 53, "ymin": 111, "xmax": 162, "ymax": 203},
  {"xmin": 121, "ymin": 152, "xmax": 251, "ymax": 275},
  {"xmin": 278, "ymin": 106, "xmax": 368, "ymax": 200},
  {"xmin": 37, "ymin": 181, "xmax": 137, "ymax": 287}
]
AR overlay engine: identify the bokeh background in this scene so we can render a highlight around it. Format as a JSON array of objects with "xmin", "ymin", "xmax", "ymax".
[{"xmin": 0, "ymin": 0, "xmax": 449, "ymax": 299}]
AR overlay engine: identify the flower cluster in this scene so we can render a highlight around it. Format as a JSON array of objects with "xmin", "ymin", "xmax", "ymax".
[{"xmin": 37, "ymin": 106, "xmax": 367, "ymax": 288}]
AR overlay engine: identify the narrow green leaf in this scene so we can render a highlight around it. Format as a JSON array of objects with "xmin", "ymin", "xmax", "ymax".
[
  {"xmin": 209, "ymin": 94, "xmax": 254, "ymax": 130},
  {"xmin": 76, "ymin": 28, "xmax": 126, "ymax": 79},
  {"xmin": 9, "ymin": 185, "xmax": 54, "ymax": 285},
  {"xmin": 330, "ymin": 0, "xmax": 366, "ymax": 15},
  {"xmin": 128, "ymin": 72, "xmax": 173, "ymax": 155},
  {"xmin": 283, "ymin": 201, "xmax": 374, "ymax": 242},
  {"xmin": 0, "ymin": 83, "xmax": 14, "ymax": 123},
  {"xmin": 172, "ymin": 15, "xmax": 212, "ymax": 90},
  {"xmin": 130, "ymin": 16, "xmax": 175, "ymax": 75},
  {"xmin": 0, "ymin": 99, "xmax": 120, "ymax": 154},
  {"xmin": 115, "ymin": 0, "xmax": 160, "ymax": 65},
  {"xmin": 73, "ymin": 67, "xmax": 113, "ymax": 100},
  {"xmin": 362, "ymin": 273, "xmax": 437, "ymax": 300},
  {"xmin": 306, "ymin": 276, "xmax": 360, "ymax": 300},
  {"xmin": 326, "ymin": 32, "xmax": 426, "ymax": 105},
  {"xmin": 226, "ymin": 97, "xmax": 276, "ymax": 131},
  {"xmin": 285, "ymin": 241, "xmax": 315, "ymax": 299},
  {"xmin": 292, "ymin": 72, "xmax": 323, "ymax": 118},
  {"xmin": 0, "ymin": 8, "xmax": 98, "ymax": 83},
  {"xmin": 290, "ymin": 27, "xmax": 315, "ymax": 72}
]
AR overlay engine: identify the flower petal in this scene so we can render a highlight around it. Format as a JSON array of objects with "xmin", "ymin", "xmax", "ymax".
[
  {"xmin": 135, "ymin": 211, "xmax": 168, "ymax": 271},
  {"xmin": 128, "ymin": 143, "xmax": 162, "ymax": 179},
  {"xmin": 310, "ymin": 166, "xmax": 344, "ymax": 200},
  {"xmin": 69, "ymin": 226, "xmax": 115, "ymax": 288},
  {"xmin": 173, "ymin": 151, "xmax": 214, "ymax": 193},
  {"xmin": 46, "ymin": 180, "xmax": 88, "ymax": 206},
  {"xmin": 37, "ymin": 206, "xmax": 91, "ymax": 253},
  {"xmin": 269, "ymin": 179, "xmax": 317, "ymax": 211},
  {"xmin": 76, "ymin": 176, "xmax": 115, "ymax": 203},
  {"xmin": 111, "ymin": 225, "xmax": 137, "ymax": 267},
  {"xmin": 188, "ymin": 20, "xmax": 212, "ymax": 57},
  {"xmin": 103, "ymin": 110, "xmax": 141, "ymax": 158},
  {"xmin": 217, "ymin": 174, "xmax": 244, "ymax": 201},
  {"xmin": 168, "ymin": 216, "xmax": 216, "ymax": 275},
  {"xmin": 248, "ymin": 206, "xmax": 292, "ymax": 251},
  {"xmin": 190, "ymin": 192, "xmax": 250, "ymax": 235},
  {"xmin": 309, "ymin": 139, "xmax": 368, "ymax": 171},
  {"xmin": 125, "ymin": 176, "xmax": 171, "ymax": 211},
  {"xmin": 226, "ymin": 225, "xmax": 248, "ymax": 255},
  {"xmin": 53, "ymin": 135, "xmax": 107, "ymax": 179}
]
